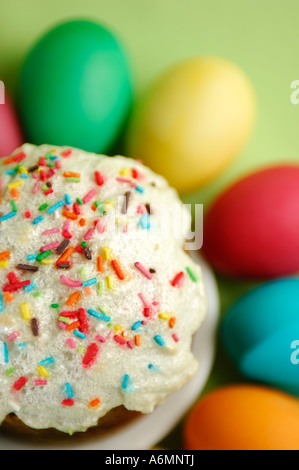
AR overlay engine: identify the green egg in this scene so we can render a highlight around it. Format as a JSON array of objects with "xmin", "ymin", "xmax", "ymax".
[{"xmin": 19, "ymin": 19, "xmax": 132, "ymax": 153}]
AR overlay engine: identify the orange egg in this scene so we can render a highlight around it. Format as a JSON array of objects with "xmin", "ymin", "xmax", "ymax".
[{"xmin": 184, "ymin": 384, "xmax": 299, "ymax": 450}]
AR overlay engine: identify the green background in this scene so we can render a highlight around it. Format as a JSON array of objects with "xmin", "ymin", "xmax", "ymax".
[{"xmin": 1, "ymin": 0, "xmax": 299, "ymax": 449}]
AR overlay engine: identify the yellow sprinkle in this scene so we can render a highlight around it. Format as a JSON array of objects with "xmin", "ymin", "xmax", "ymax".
[
  {"xmin": 114, "ymin": 324, "xmax": 122, "ymax": 333},
  {"xmin": 0, "ymin": 261, "xmax": 9, "ymax": 268},
  {"xmin": 158, "ymin": 313, "xmax": 170, "ymax": 320},
  {"xmin": 40, "ymin": 259, "xmax": 53, "ymax": 265},
  {"xmin": 104, "ymin": 201, "xmax": 114, "ymax": 210},
  {"xmin": 78, "ymin": 346, "xmax": 85, "ymax": 354},
  {"xmin": 20, "ymin": 302, "xmax": 32, "ymax": 321},
  {"xmin": 18, "ymin": 166, "xmax": 28, "ymax": 175},
  {"xmin": 103, "ymin": 247, "xmax": 111, "ymax": 260},
  {"xmin": 120, "ymin": 168, "xmax": 131, "ymax": 177},
  {"xmin": 106, "ymin": 275, "xmax": 113, "ymax": 290},
  {"xmin": 8, "ymin": 180, "xmax": 23, "ymax": 190},
  {"xmin": 37, "ymin": 366, "xmax": 48, "ymax": 377}
]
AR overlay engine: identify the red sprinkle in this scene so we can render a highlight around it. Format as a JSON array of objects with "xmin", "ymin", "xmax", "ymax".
[
  {"xmin": 114, "ymin": 335, "xmax": 126, "ymax": 345},
  {"xmin": 95, "ymin": 171, "xmax": 105, "ymax": 186},
  {"xmin": 78, "ymin": 308, "xmax": 89, "ymax": 334},
  {"xmin": 12, "ymin": 376, "xmax": 28, "ymax": 391},
  {"xmin": 82, "ymin": 343, "xmax": 100, "ymax": 368},
  {"xmin": 3, "ymin": 280, "xmax": 31, "ymax": 292},
  {"xmin": 170, "ymin": 271, "xmax": 185, "ymax": 288},
  {"xmin": 61, "ymin": 398, "xmax": 75, "ymax": 407}
]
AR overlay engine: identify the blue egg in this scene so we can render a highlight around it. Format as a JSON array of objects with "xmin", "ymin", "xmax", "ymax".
[{"xmin": 222, "ymin": 278, "xmax": 299, "ymax": 396}]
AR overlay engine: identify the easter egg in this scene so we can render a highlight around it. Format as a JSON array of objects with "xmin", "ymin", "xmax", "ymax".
[
  {"xmin": 0, "ymin": 88, "xmax": 23, "ymax": 157},
  {"xmin": 127, "ymin": 56, "xmax": 256, "ymax": 194},
  {"xmin": 19, "ymin": 19, "xmax": 132, "ymax": 153},
  {"xmin": 184, "ymin": 384, "xmax": 299, "ymax": 450},
  {"xmin": 202, "ymin": 165, "xmax": 299, "ymax": 278},
  {"xmin": 222, "ymin": 278, "xmax": 299, "ymax": 395}
]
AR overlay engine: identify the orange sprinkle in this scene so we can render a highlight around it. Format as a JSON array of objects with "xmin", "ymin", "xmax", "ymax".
[
  {"xmin": 66, "ymin": 291, "xmax": 81, "ymax": 306},
  {"xmin": 89, "ymin": 398, "xmax": 101, "ymax": 409},
  {"xmin": 3, "ymin": 157, "xmax": 14, "ymax": 165},
  {"xmin": 0, "ymin": 251, "xmax": 10, "ymax": 260},
  {"xmin": 66, "ymin": 320, "xmax": 80, "ymax": 332},
  {"xmin": 169, "ymin": 317, "xmax": 176, "ymax": 329},
  {"xmin": 85, "ymin": 286, "xmax": 92, "ymax": 296},
  {"xmin": 134, "ymin": 335, "xmax": 141, "ymax": 347},
  {"xmin": 79, "ymin": 218, "xmax": 86, "ymax": 227},
  {"xmin": 63, "ymin": 171, "xmax": 81, "ymax": 178},
  {"xmin": 4, "ymin": 292, "xmax": 13, "ymax": 302},
  {"xmin": 56, "ymin": 246, "xmax": 75, "ymax": 267},
  {"xmin": 97, "ymin": 256, "xmax": 104, "ymax": 272},
  {"xmin": 111, "ymin": 259, "xmax": 125, "ymax": 281},
  {"xmin": 62, "ymin": 210, "xmax": 78, "ymax": 220},
  {"xmin": 10, "ymin": 188, "xmax": 19, "ymax": 200}
]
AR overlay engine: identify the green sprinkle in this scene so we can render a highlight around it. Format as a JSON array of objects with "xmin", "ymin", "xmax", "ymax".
[
  {"xmin": 45, "ymin": 152, "xmax": 53, "ymax": 159},
  {"xmin": 42, "ymin": 184, "xmax": 48, "ymax": 191},
  {"xmin": 39, "ymin": 203, "xmax": 49, "ymax": 211},
  {"xmin": 81, "ymin": 266, "xmax": 87, "ymax": 278},
  {"xmin": 51, "ymin": 304, "xmax": 59, "ymax": 309},
  {"xmin": 6, "ymin": 367, "xmax": 15, "ymax": 376},
  {"xmin": 33, "ymin": 292, "xmax": 41, "ymax": 297},
  {"xmin": 186, "ymin": 266, "xmax": 198, "ymax": 282},
  {"xmin": 36, "ymin": 250, "xmax": 52, "ymax": 261},
  {"xmin": 99, "ymin": 305, "xmax": 109, "ymax": 315},
  {"xmin": 78, "ymin": 345, "xmax": 85, "ymax": 354},
  {"xmin": 81, "ymin": 241, "xmax": 87, "ymax": 247},
  {"xmin": 107, "ymin": 322, "xmax": 112, "ymax": 328},
  {"xmin": 47, "ymin": 162, "xmax": 55, "ymax": 167},
  {"xmin": 97, "ymin": 281, "xmax": 104, "ymax": 296},
  {"xmin": 10, "ymin": 200, "xmax": 17, "ymax": 212},
  {"xmin": 76, "ymin": 198, "xmax": 83, "ymax": 205},
  {"xmin": 66, "ymin": 177, "xmax": 81, "ymax": 183},
  {"xmin": 59, "ymin": 316, "xmax": 70, "ymax": 324}
]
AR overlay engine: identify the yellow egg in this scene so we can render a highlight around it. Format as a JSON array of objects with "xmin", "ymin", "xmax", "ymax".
[{"xmin": 127, "ymin": 57, "xmax": 256, "ymax": 193}]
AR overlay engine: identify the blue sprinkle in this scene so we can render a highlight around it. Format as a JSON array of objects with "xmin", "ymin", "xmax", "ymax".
[
  {"xmin": 6, "ymin": 169, "xmax": 16, "ymax": 175},
  {"xmin": 64, "ymin": 194, "xmax": 71, "ymax": 205},
  {"xmin": 33, "ymin": 215, "xmax": 44, "ymax": 225},
  {"xmin": 0, "ymin": 212, "xmax": 17, "ymax": 222},
  {"xmin": 132, "ymin": 321, "xmax": 142, "ymax": 331},
  {"xmin": 122, "ymin": 374, "xmax": 132, "ymax": 391},
  {"xmin": 148, "ymin": 363, "xmax": 159, "ymax": 372},
  {"xmin": 82, "ymin": 278, "xmax": 97, "ymax": 288},
  {"xmin": 3, "ymin": 343, "xmax": 9, "ymax": 364},
  {"xmin": 154, "ymin": 335, "xmax": 165, "ymax": 347},
  {"xmin": 0, "ymin": 293, "xmax": 3, "ymax": 313},
  {"xmin": 47, "ymin": 200, "xmax": 65, "ymax": 214},
  {"xmin": 139, "ymin": 213, "xmax": 150, "ymax": 229},
  {"xmin": 39, "ymin": 357, "xmax": 55, "ymax": 367},
  {"xmin": 87, "ymin": 309, "xmax": 111, "ymax": 322},
  {"xmin": 64, "ymin": 382, "xmax": 74, "ymax": 399},
  {"xmin": 135, "ymin": 185, "xmax": 144, "ymax": 193},
  {"xmin": 24, "ymin": 282, "xmax": 35, "ymax": 292},
  {"xmin": 73, "ymin": 330, "xmax": 86, "ymax": 339},
  {"xmin": 27, "ymin": 254, "xmax": 37, "ymax": 261},
  {"xmin": 21, "ymin": 174, "xmax": 28, "ymax": 179}
]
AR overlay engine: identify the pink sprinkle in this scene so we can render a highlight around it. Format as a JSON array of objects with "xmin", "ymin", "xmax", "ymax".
[
  {"xmin": 55, "ymin": 160, "xmax": 62, "ymax": 169},
  {"xmin": 127, "ymin": 340, "xmax": 134, "ymax": 349},
  {"xmin": 32, "ymin": 173, "xmax": 38, "ymax": 179},
  {"xmin": 40, "ymin": 242, "xmax": 60, "ymax": 252},
  {"xmin": 58, "ymin": 321, "xmax": 67, "ymax": 330},
  {"xmin": 134, "ymin": 262, "xmax": 153, "ymax": 280},
  {"xmin": 33, "ymin": 181, "xmax": 41, "ymax": 194},
  {"xmin": 138, "ymin": 293, "xmax": 151, "ymax": 308},
  {"xmin": 95, "ymin": 335, "xmax": 106, "ymax": 343},
  {"xmin": 107, "ymin": 330, "xmax": 114, "ymax": 339},
  {"xmin": 116, "ymin": 177, "xmax": 137, "ymax": 188},
  {"xmin": 63, "ymin": 220, "xmax": 70, "ymax": 231},
  {"xmin": 60, "ymin": 275, "xmax": 82, "ymax": 287},
  {"xmin": 172, "ymin": 333, "xmax": 179, "ymax": 342},
  {"xmin": 42, "ymin": 228, "xmax": 60, "ymax": 236},
  {"xmin": 66, "ymin": 338, "xmax": 76, "ymax": 349},
  {"xmin": 84, "ymin": 228, "xmax": 94, "ymax": 241},
  {"xmin": 34, "ymin": 379, "xmax": 47, "ymax": 386},
  {"xmin": 7, "ymin": 331, "xmax": 20, "ymax": 342},
  {"xmin": 95, "ymin": 219, "xmax": 106, "ymax": 234},
  {"xmin": 136, "ymin": 204, "xmax": 146, "ymax": 214},
  {"xmin": 83, "ymin": 189, "xmax": 97, "ymax": 204}
]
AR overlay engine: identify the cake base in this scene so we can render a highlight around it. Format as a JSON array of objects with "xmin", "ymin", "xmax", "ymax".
[{"xmin": 0, "ymin": 406, "xmax": 142, "ymax": 445}]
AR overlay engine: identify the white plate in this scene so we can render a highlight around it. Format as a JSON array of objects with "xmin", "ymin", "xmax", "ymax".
[{"xmin": 0, "ymin": 253, "xmax": 219, "ymax": 450}]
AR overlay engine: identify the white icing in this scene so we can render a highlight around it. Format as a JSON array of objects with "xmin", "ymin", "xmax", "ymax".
[{"xmin": 0, "ymin": 144, "xmax": 206, "ymax": 433}]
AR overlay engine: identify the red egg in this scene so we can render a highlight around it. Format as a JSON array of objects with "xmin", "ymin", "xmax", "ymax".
[
  {"xmin": 202, "ymin": 165, "xmax": 299, "ymax": 278},
  {"xmin": 0, "ymin": 87, "xmax": 23, "ymax": 157}
]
